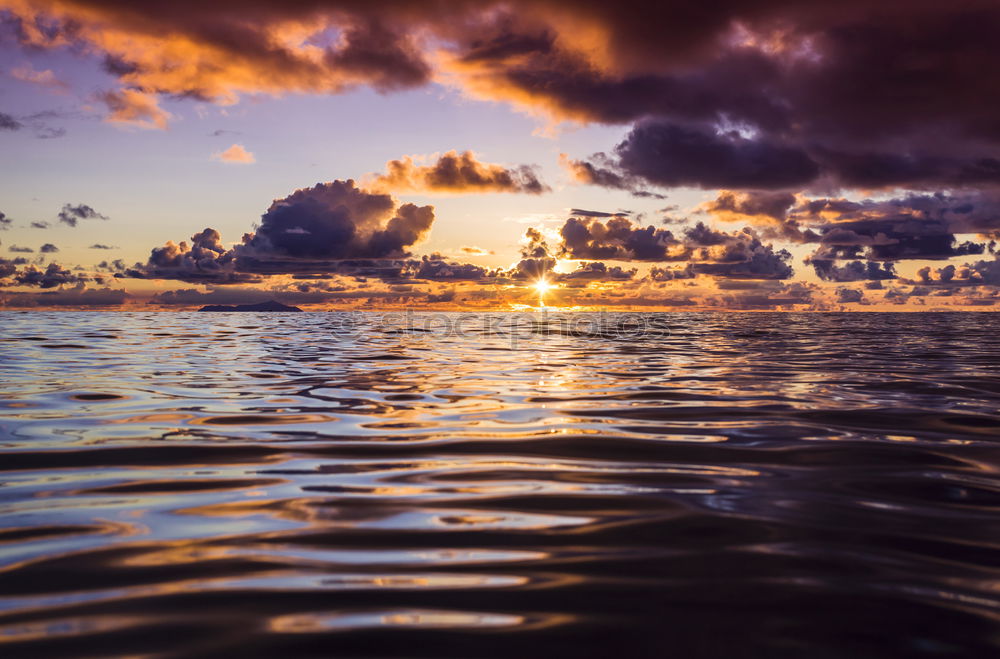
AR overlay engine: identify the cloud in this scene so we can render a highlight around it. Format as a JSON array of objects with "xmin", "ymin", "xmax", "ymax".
[
  {"xmin": 5, "ymin": 4, "xmax": 433, "ymax": 125},
  {"xmin": 13, "ymin": 262, "xmax": 87, "ymax": 288},
  {"xmin": 793, "ymin": 193, "xmax": 991, "ymax": 262},
  {"xmin": 835, "ymin": 287, "xmax": 865, "ymax": 304},
  {"xmin": 459, "ymin": 246, "xmax": 492, "ymax": 255},
  {"xmin": 648, "ymin": 265, "xmax": 695, "ymax": 281},
  {"xmin": 410, "ymin": 255, "xmax": 489, "ymax": 281},
  {"xmin": 39, "ymin": 243, "xmax": 59, "ymax": 253},
  {"xmin": 323, "ymin": 17, "xmax": 432, "ymax": 92},
  {"xmin": 0, "ymin": 112, "xmax": 23, "ymax": 131},
  {"xmin": 128, "ymin": 179, "xmax": 437, "ymax": 282},
  {"xmin": 555, "ymin": 214, "xmax": 793, "ymax": 278},
  {"xmin": 808, "ymin": 259, "xmax": 896, "ymax": 282},
  {"xmin": 701, "ymin": 190, "xmax": 796, "ymax": 223},
  {"xmin": 558, "ymin": 215, "xmax": 687, "ymax": 261},
  {"xmin": 97, "ymin": 89, "xmax": 171, "ymax": 130},
  {"xmin": 908, "ymin": 254, "xmax": 1000, "ymax": 288},
  {"xmin": 89, "ymin": 244, "xmax": 117, "ymax": 250},
  {"xmin": 213, "ymin": 144, "xmax": 255, "ymax": 164},
  {"xmin": 706, "ymin": 282, "xmax": 816, "ymax": 310},
  {"xmin": 57, "ymin": 203, "xmax": 109, "ymax": 227},
  {"xmin": 700, "ymin": 190, "xmax": 818, "ymax": 243},
  {"xmin": 8, "ymin": 245, "xmax": 33, "ymax": 253},
  {"xmin": 10, "ymin": 63, "xmax": 69, "ymax": 92},
  {"xmin": 31, "ymin": 221, "xmax": 50, "ymax": 229},
  {"xmin": 0, "ymin": 257, "xmax": 21, "ymax": 279},
  {"xmin": 0, "ymin": 212, "xmax": 11, "ymax": 229},
  {"xmin": 568, "ymin": 208, "xmax": 629, "ymax": 218},
  {"xmin": 0, "ymin": 283, "xmax": 129, "ymax": 308},
  {"xmin": 240, "ymin": 180, "xmax": 434, "ymax": 263},
  {"xmin": 557, "ymin": 261, "xmax": 636, "ymax": 284},
  {"xmin": 0, "ymin": 110, "xmax": 69, "ymax": 139},
  {"xmin": 127, "ymin": 227, "xmax": 255, "ymax": 284},
  {"xmin": 559, "ymin": 153, "xmax": 666, "ymax": 198},
  {"xmin": 5, "ymin": 1, "xmax": 1000, "ymax": 200},
  {"xmin": 582, "ymin": 120, "xmax": 820, "ymax": 190},
  {"xmin": 367, "ymin": 151, "xmax": 548, "ymax": 194}
]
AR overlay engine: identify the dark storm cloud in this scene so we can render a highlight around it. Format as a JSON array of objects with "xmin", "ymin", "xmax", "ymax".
[
  {"xmin": 57, "ymin": 204, "xmax": 109, "ymax": 227},
  {"xmin": 792, "ymin": 192, "xmax": 997, "ymax": 262},
  {"xmin": 808, "ymin": 259, "xmax": 896, "ymax": 282},
  {"xmin": 128, "ymin": 180, "xmax": 440, "ymax": 283},
  {"xmin": 608, "ymin": 121, "xmax": 820, "ymax": 190},
  {"xmin": 811, "ymin": 226, "xmax": 983, "ymax": 262},
  {"xmin": 812, "ymin": 150, "xmax": 1000, "ymax": 189},
  {"xmin": 0, "ymin": 258, "xmax": 18, "ymax": 279},
  {"xmin": 240, "ymin": 180, "xmax": 434, "ymax": 263},
  {"xmin": 370, "ymin": 151, "xmax": 548, "ymax": 194},
  {"xmin": 557, "ymin": 261, "xmax": 636, "ymax": 283},
  {"xmin": 8, "ymin": 1, "xmax": 1000, "ymax": 169},
  {"xmin": 835, "ymin": 287, "xmax": 865, "ymax": 304},
  {"xmin": 559, "ymin": 154, "xmax": 667, "ymax": 199},
  {"xmin": 411, "ymin": 255, "xmax": 490, "ymax": 281},
  {"xmin": 559, "ymin": 216, "xmax": 686, "ymax": 261},
  {"xmin": 126, "ymin": 228, "xmax": 257, "ymax": 284},
  {"xmin": 322, "ymin": 18, "xmax": 431, "ymax": 92},
  {"xmin": 909, "ymin": 254, "xmax": 1000, "ymax": 288},
  {"xmin": 473, "ymin": 4, "xmax": 1000, "ymax": 192},
  {"xmin": 13, "ymin": 262, "xmax": 87, "ymax": 288},
  {"xmin": 556, "ymin": 216, "xmax": 793, "ymax": 278}
]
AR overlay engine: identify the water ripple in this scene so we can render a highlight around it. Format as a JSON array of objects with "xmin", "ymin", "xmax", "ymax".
[{"xmin": 1, "ymin": 311, "xmax": 999, "ymax": 657}]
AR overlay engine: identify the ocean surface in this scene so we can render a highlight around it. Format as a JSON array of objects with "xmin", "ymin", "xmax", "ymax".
[{"xmin": 1, "ymin": 311, "xmax": 999, "ymax": 658}]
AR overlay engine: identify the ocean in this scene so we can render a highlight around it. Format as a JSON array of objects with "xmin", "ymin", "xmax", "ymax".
[{"xmin": 1, "ymin": 311, "xmax": 999, "ymax": 657}]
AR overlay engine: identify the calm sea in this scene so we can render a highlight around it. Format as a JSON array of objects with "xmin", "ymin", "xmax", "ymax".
[{"xmin": 1, "ymin": 311, "xmax": 999, "ymax": 658}]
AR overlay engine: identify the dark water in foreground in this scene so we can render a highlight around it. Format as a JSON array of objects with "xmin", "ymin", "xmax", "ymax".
[{"xmin": 1, "ymin": 311, "xmax": 999, "ymax": 658}]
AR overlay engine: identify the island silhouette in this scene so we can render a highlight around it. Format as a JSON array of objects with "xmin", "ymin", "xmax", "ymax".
[{"xmin": 197, "ymin": 300, "xmax": 303, "ymax": 312}]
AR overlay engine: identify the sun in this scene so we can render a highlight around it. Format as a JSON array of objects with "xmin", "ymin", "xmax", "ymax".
[{"xmin": 532, "ymin": 277, "xmax": 556, "ymax": 307}]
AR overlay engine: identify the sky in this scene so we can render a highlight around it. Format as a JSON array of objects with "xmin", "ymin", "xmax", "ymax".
[{"xmin": 1, "ymin": 1, "xmax": 999, "ymax": 310}]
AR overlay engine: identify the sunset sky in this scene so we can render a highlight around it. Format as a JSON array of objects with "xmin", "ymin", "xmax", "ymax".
[{"xmin": 1, "ymin": 1, "xmax": 999, "ymax": 310}]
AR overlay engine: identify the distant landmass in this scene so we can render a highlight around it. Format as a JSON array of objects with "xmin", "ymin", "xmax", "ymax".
[{"xmin": 197, "ymin": 300, "xmax": 303, "ymax": 312}]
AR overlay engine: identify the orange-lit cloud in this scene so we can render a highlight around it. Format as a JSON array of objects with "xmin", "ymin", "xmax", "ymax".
[
  {"xmin": 97, "ymin": 89, "xmax": 171, "ymax": 130},
  {"xmin": 213, "ymin": 144, "xmax": 256, "ymax": 164},
  {"xmin": 9, "ymin": 63, "xmax": 69, "ymax": 92},
  {"xmin": 367, "ymin": 151, "xmax": 548, "ymax": 195}
]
